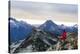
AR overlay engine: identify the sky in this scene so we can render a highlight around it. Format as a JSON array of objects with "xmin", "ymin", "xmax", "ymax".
[{"xmin": 10, "ymin": 1, "xmax": 78, "ymax": 25}]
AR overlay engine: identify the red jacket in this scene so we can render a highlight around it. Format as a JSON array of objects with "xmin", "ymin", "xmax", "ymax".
[{"xmin": 60, "ymin": 32, "xmax": 67, "ymax": 41}]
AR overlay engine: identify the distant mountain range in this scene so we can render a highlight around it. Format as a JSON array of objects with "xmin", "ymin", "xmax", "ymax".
[
  {"xmin": 9, "ymin": 17, "xmax": 33, "ymax": 43},
  {"xmin": 9, "ymin": 17, "xmax": 78, "ymax": 43}
]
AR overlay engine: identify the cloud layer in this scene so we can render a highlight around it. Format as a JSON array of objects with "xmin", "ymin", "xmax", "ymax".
[{"xmin": 11, "ymin": 1, "xmax": 78, "ymax": 23}]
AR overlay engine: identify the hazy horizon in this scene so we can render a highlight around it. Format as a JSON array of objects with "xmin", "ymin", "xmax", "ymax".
[{"xmin": 10, "ymin": 1, "xmax": 78, "ymax": 25}]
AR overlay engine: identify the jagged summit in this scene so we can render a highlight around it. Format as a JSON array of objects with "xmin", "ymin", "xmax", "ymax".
[
  {"xmin": 44, "ymin": 20, "xmax": 57, "ymax": 26},
  {"xmin": 39, "ymin": 20, "xmax": 58, "ymax": 32}
]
